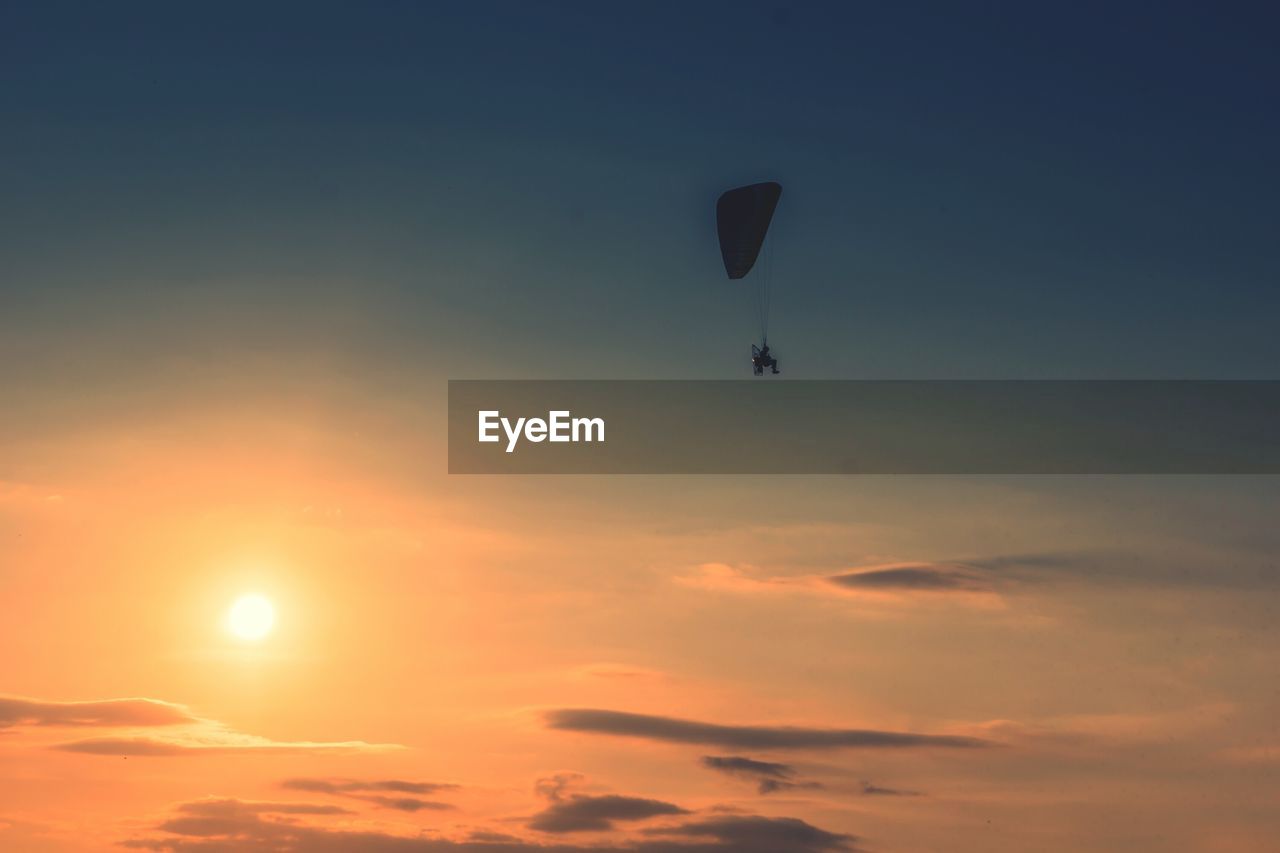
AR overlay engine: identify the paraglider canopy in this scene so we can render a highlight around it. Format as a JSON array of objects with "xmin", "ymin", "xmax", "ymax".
[{"xmin": 716, "ymin": 181, "xmax": 782, "ymax": 280}]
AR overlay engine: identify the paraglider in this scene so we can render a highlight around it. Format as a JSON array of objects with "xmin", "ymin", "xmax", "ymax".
[{"xmin": 716, "ymin": 181, "xmax": 782, "ymax": 376}]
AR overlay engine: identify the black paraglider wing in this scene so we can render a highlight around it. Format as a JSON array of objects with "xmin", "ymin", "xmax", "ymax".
[{"xmin": 716, "ymin": 182, "xmax": 782, "ymax": 280}]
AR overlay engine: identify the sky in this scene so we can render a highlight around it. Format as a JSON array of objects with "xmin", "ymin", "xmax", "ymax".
[{"xmin": 2, "ymin": 2, "xmax": 1280, "ymax": 851}]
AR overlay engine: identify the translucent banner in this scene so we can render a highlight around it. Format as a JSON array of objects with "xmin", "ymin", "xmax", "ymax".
[{"xmin": 448, "ymin": 381, "xmax": 1280, "ymax": 474}]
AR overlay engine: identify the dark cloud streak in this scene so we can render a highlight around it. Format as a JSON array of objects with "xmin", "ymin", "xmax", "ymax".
[
  {"xmin": 699, "ymin": 756, "xmax": 822, "ymax": 794},
  {"xmin": 826, "ymin": 565, "xmax": 986, "ymax": 592},
  {"xmin": 546, "ymin": 709, "xmax": 989, "ymax": 751},
  {"xmin": 643, "ymin": 815, "xmax": 855, "ymax": 852},
  {"xmin": 528, "ymin": 794, "xmax": 688, "ymax": 833},
  {"xmin": 281, "ymin": 777, "xmax": 458, "ymax": 812},
  {"xmin": 860, "ymin": 782, "xmax": 921, "ymax": 797},
  {"xmin": 282, "ymin": 778, "xmax": 457, "ymax": 796}
]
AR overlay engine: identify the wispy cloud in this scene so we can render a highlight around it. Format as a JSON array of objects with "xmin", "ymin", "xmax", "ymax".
[
  {"xmin": 677, "ymin": 553, "xmax": 1106, "ymax": 606},
  {"xmin": 1216, "ymin": 745, "xmax": 1280, "ymax": 765},
  {"xmin": 170, "ymin": 798, "xmax": 355, "ymax": 820},
  {"xmin": 0, "ymin": 480, "xmax": 67, "ymax": 507},
  {"xmin": 677, "ymin": 561, "xmax": 998, "ymax": 603},
  {"xmin": 675, "ymin": 563, "xmax": 799, "ymax": 595},
  {"xmin": 573, "ymin": 663, "xmax": 667, "ymax": 681},
  {"xmin": 282, "ymin": 778, "xmax": 458, "ymax": 811},
  {"xmin": 699, "ymin": 756, "xmax": 822, "ymax": 794},
  {"xmin": 826, "ymin": 563, "xmax": 989, "ymax": 592},
  {"xmin": 283, "ymin": 778, "xmax": 456, "ymax": 796},
  {"xmin": 0, "ymin": 696, "xmax": 196, "ymax": 729},
  {"xmin": 859, "ymin": 782, "xmax": 921, "ymax": 797},
  {"xmin": 3, "ymin": 693, "xmax": 402, "ymax": 756},
  {"xmin": 54, "ymin": 732, "xmax": 399, "ymax": 756},
  {"xmin": 545, "ymin": 709, "xmax": 989, "ymax": 751},
  {"xmin": 972, "ymin": 702, "xmax": 1236, "ymax": 749}
]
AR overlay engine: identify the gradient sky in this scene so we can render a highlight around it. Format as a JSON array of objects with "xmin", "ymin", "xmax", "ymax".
[{"xmin": 3, "ymin": 3, "xmax": 1280, "ymax": 852}]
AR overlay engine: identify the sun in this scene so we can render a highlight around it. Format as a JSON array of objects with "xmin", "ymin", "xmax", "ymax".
[{"xmin": 227, "ymin": 594, "xmax": 275, "ymax": 641}]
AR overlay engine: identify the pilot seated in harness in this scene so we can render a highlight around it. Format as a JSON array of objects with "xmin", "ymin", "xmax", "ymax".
[{"xmin": 751, "ymin": 343, "xmax": 779, "ymax": 376}]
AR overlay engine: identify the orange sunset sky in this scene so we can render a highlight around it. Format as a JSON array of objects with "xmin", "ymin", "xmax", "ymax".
[{"xmin": 5, "ymin": 394, "xmax": 1280, "ymax": 851}]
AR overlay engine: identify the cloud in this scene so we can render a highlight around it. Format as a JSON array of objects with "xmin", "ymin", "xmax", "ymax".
[
  {"xmin": 282, "ymin": 778, "xmax": 458, "ymax": 812},
  {"xmin": 574, "ymin": 663, "xmax": 667, "ymax": 681},
  {"xmin": 142, "ymin": 799, "xmax": 356, "ymax": 844},
  {"xmin": 826, "ymin": 563, "xmax": 988, "ymax": 592},
  {"xmin": 963, "ymin": 553, "xmax": 1086, "ymax": 573},
  {"xmin": 972, "ymin": 702, "xmax": 1236, "ymax": 749},
  {"xmin": 357, "ymin": 796, "xmax": 452, "ymax": 813},
  {"xmin": 173, "ymin": 798, "xmax": 354, "ymax": 819},
  {"xmin": 283, "ymin": 778, "xmax": 457, "ymax": 796},
  {"xmin": 0, "ymin": 480, "xmax": 67, "ymax": 508},
  {"xmin": 527, "ymin": 773, "xmax": 687, "ymax": 833},
  {"xmin": 4, "ymin": 693, "xmax": 402, "ymax": 757},
  {"xmin": 535, "ymin": 772, "xmax": 586, "ymax": 801},
  {"xmin": 545, "ymin": 709, "xmax": 989, "ymax": 751},
  {"xmin": 465, "ymin": 830, "xmax": 525, "ymax": 844},
  {"xmin": 0, "ymin": 696, "xmax": 196, "ymax": 729},
  {"xmin": 123, "ymin": 798, "xmax": 857, "ymax": 852},
  {"xmin": 698, "ymin": 757, "xmax": 921, "ymax": 798},
  {"xmin": 52, "ymin": 732, "xmax": 399, "ymax": 756},
  {"xmin": 528, "ymin": 794, "xmax": 688, "ymax": 833},
  {"xmin": 859, "ymin": 782, "xmax": 921, "ymax": 797},
  {"xmin": 699, "ymin": 756, "xmax": 822, "ymax": 794},
  {"xmin": 679, "ymin": 553, "xmax": 1103, "ymax": 604},
  {"xmin": 642, "ymin": 815, "xmax": 856, "ymax": 852},
  {"xmin": 677, "ymin": 561, "xmax": 997, "ymax": 605},
  {"xmin": 1216, "ymin": 745, "xmax": 1280, "ymax": 765}
]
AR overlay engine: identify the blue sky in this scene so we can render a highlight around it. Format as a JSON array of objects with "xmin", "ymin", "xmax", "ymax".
[{"xmin": 4, "ymin": 1, "xmax": 1279, "ymax": 390}]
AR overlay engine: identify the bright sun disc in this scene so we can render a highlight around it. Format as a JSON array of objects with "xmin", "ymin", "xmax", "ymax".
[{"xmin": 227, "ymin": 594, "xmax": 275, "ymax": 641}]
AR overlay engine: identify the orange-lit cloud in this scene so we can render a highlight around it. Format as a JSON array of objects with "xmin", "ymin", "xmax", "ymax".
[
  {"xmin": 1, "ymin": 693, "xmax": 402, "ymax": 757},
  {"xmin": 53, "ymin": 732, "xmax": 400, "ymax": 757},
  {"xmin": 676, "ymin": 552, "xmax": 1109, "ymax": 598},
  {"xmin": 675, "ymin": 560, "xmax": 1005, "ymax": 606},
  {"xmin": 0, "ymin": 695, "xmax": 196, "ymax": 728}
]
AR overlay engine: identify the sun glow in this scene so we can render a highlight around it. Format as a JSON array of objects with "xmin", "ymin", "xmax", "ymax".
[{"xmin": 227, "ymin": 594, "xmax": 276, "ymax": 641}]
